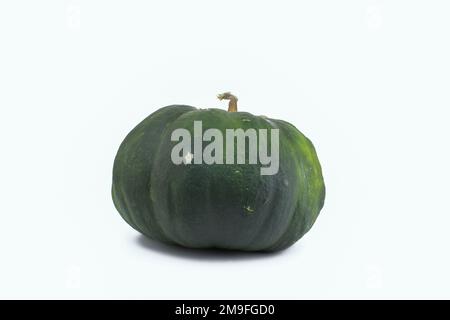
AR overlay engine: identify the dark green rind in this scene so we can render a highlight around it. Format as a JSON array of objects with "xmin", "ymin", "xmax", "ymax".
[
  {"xmin": 112, "ymin": 106, "xmax": 325, "ymax": 252},
  {"xmin": 112, "ymin": 105, "xmax": 196, "ymax": 243},
  {"xmin": 263, "ymin": 120, "xmax": 326, "ymax": 251}
]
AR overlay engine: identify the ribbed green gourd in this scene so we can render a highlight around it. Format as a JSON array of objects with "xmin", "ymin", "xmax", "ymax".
[{"xmin": 112, "ymin": 93, "xmax": 325, "ymax": 252}]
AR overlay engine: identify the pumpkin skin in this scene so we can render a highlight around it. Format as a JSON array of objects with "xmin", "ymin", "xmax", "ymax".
[{"xmin": 112, "ymin": 105, "xmax": 325, "ymax": 252}]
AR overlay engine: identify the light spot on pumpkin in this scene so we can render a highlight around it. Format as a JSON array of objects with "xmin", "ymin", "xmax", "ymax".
[
  {"xmin": 183, "ymin": 152, "xmax": 194, "ymax": 164},
  {"xmin": 242, "ymin": 118, "xmax": 251, "ymax": 122},
  {"xmin": 243, "ymin": 206, "xmax": 254, "ymax": 214},
  {"xmin": 284, "ymin": 179, "xmax": 289, "ymax": 186}
]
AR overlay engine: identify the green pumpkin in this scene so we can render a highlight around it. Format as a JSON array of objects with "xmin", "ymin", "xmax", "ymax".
[{"xmin": 112, "ymin": 93, "xmax": 325, "ymax": 252}]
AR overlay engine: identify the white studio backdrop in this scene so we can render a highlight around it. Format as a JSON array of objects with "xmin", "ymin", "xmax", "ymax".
[{"xmin": 0, "ymin": 1, "xmax": 449, "ymax": 299}]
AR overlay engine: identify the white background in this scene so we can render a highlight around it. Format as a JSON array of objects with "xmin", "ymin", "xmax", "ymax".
[{"xmin": 1, "ymin": 0, "xmax": 449, "ymax": 299}]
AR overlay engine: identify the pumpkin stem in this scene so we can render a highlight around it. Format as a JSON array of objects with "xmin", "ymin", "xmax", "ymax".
[{"xmin": 217, "ymin": 92, "xmax": 238, "ymax": 112}]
